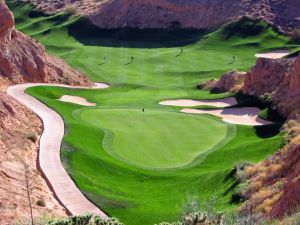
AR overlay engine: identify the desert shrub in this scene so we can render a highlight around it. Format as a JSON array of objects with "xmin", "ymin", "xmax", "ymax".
[
  {"xmin": 181, "ymin": 194, "xmax": 200, "ymax": 217},
  {"xmin": 232, "ymin": 182, "xmax": 248, "ymax": 203},
  {"xmin": 156, "ymin": 211, "xmax": 222, "ymax": 225},
  {"xmin": 259, "ymin": 93, "xmax": 273, "ymax": 105},
  {"xmin": 259, "ymin": 108, "xmax": 269, "ymax": 120},
  {"xmin": 234, "ymin": 160, "xmax": 253, "ymax": 182},
  {"xmin": 196, "ymin": 79, "xmax": 217, "ymax": 90},
  {"xmin": 47, "ymin": 215, "xmax": 123, "ymax": 225},
  {"xmin": 291, "ymin": 29, "xmax": 300, "ymax": 43},
  {"xmin": 230, "ymin": 161, "xmax": 253, "ymax": 203},
  {"xmin": 36, "ymin": 199, "xmax": 46, "ymax": 207},
  {"xmin": 26, "ymin": 132, "xmax": 38, "ymax": 143},
  {"xmin": 64, "ymin": 4, "xmax": 77, "ymax": 15}
]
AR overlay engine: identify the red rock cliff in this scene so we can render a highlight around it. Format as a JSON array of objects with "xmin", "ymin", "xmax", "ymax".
[
  {"xmin": 0, "ymin": 0, "xmax": 90, "ymax": 86},
  {"xmin": 243, "ymin": 55, "xmax": 300, "ymax": 119},
  {"xmin": 24, "ymin": 0, "xmax": 300, "ymax": 33}
]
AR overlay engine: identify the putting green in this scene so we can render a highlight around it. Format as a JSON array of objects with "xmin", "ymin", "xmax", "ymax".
[{"xmin": 81, "ymin": 109, "xmax": 229, "ymax": 169}]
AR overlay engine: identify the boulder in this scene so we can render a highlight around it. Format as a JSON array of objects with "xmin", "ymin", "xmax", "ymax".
[{"xmin": 212, "ymin": 71, "xmax": 246, "ymax": 93}]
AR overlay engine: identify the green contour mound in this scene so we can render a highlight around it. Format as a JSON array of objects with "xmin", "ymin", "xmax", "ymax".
[{"xmin": 80, "ymin": 108, "xmax": 230, "ymax": 169}]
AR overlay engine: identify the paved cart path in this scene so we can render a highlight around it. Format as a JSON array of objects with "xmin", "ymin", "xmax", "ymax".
[{"xmin": 7, "ymin": 83, "xmax": 109, "ymax": 217}]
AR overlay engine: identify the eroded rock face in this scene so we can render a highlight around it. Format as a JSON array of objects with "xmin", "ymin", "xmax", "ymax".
[
  {"xmin": 269, "ymin": 144, "xmax": 300, "ymax": 218},
  {"xmin": 0, "ymin": 1, "xmax": 14, "ymax": 43},
  {"xmin": 243, "ymin": 141, "xmax": 300, "ymax": 220},
  {"xmin": 88, "ymin": 0, "xmax": 242, "ymax": 29},
  {"xmin": 0, "ymin": 0, "xmax": 90, "ymax": 86},
  {"xmin": 243, "ymin": 55, "xmax": 300, "ymax": 118},
  {"xmin": 243, "ymin": 58, "xmax": 293, "ymax": 96},
  {"xmin": 238, "ymin": 56, "xmax": 300, "ymax": 220},
  {"xmin": 23, "ymin": 0, "xmax": 300, "ymax": 33}
]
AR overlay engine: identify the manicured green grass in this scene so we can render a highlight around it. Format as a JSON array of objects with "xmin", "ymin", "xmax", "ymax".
[
  {"xmin": 8, "ymin": 1, "xmax": 299, "ymax": 224},
  {"xmin": 80, "ymin": 108, "xmax": 229, "ymax": 169}
]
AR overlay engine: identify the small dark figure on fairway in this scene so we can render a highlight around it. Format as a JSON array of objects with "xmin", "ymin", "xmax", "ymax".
[
  {"xmin": 125, "ymin": 56, "xmax": 134, "ymax": 65},
  {"xmin": 142, "ymin": 108, "xmax": 145, "ymax": 112},
  {"xmin": 176, "ymin": 48, "xmax": 184, "ymax": 57},
  {"xmin": 228, "ymin": 56, "xmax": 236, "ymax": 65},
  {"xmin": 99, "ymin": 56, "xmax": 107, "ymax": 65}
]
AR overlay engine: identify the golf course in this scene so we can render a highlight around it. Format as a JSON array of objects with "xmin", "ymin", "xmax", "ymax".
[{"xmin": 7, "ymin": 1, "xmax": 300, "ymax": 224}]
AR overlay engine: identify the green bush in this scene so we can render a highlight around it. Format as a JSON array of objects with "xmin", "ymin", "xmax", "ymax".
[
  {"xmin": 259, "ymin": 93, "xmax": 273, "ymax": 105},
  {"xmin": 291, "ymin": 29, "xmax": 300, "ymax": 43},
  {"xmin": 259, "ymin": 108, "xmax": 269, "ymax": 120},
  {"xmin": 64, "ymin": 4, "xmax": 77, "ymax": 15}
]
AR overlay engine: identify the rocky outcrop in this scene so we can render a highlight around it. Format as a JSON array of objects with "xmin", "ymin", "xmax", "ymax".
[
  {"xmin": 212, "ymin": 71, "xmax": 246, "ymax": 93},
  {"xmin": 269, "ymin": 144, "xmax": 300, "ymax": 218},
  {"xmin": 0, "ymin": 0, "xmax": 14, "ymax": 44},
  {"xmin": 0, "ymin": 0, "xmax": 91, "ymax": 86},
  {"xmin": 23, "ymin": 0, "xmax": 300, "ymax": 33},
  {"xmin": 243, "ymin": 56, "xmax": 300, "ymax": 118},
  {"xmin": 243, "ymin": 58, "xmax": 293, "ymax": 97},
  {"xmin": 226, "ymin": 55, "xmax": 300, "ymax": 220},
  {"xmin": 198, "ymin": 71, "xmax": 246, "ymax": 93},
  {"xmin": 243, "ymin": 140, "xmax": 300, "ymax": 219}
]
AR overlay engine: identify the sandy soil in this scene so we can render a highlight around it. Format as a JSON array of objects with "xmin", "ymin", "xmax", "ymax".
[
  {"xmin": 7, "ymin": 83, "xmax": 109, "ymax": 217},
  {"xmin": 159, "ymin": 97, "xmax": 237, "ymax": 107},
  {"xmin": 181, "ymin": 107, "xmax": 272, "ymax": 126},
  {"xmin": 255, "ymin": 50, "xmax": 290, "ymax": 59},
  {"xmin": 59, "ymin": 95, "xmax": 96, "ymax": 106}
]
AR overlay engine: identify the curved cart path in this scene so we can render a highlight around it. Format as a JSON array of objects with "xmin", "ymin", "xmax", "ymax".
[{"xmin": 7, "ymin": 83, "xmax": 109, "ymax": 217}]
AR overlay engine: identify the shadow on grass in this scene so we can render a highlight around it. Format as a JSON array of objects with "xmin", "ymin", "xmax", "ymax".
[
  {"xmin": 255, "ymin": 123, "xmax": 282, "ymax": 139},
  {"xmin": 222, "ymin": 16, "xmax": 279, "ymax": 40},
  {"xmin": 68, "ymin": 17, "xmax": 207, "ymax": 48}
]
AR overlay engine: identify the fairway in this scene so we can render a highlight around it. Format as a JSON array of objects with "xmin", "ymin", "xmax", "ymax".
[
  {"xmin": 8, "ymin": 1, "xmax": 299, "ymax": 225},
  {"xmin": 81, "ymin": 109, "xmax": 229, "ymax": 169}
]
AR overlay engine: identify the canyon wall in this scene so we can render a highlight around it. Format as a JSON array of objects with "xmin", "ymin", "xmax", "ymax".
[
  {"xmin": 0, "ymin": 0, "xmax": 90, "ymax": 86},
  {"xmin": 243, "ymin": 56, "xmax": 300, "ymax": 119},
  {"xmin": 22, "ymin": 0, "xmax": 300, "ymax": 33},
  {"xmin": 88, "ymin": 0, "xmax": 242, "ymax": 30}
]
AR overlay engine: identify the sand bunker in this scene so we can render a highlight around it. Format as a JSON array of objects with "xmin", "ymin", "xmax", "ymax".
[
  {"xmin": 181, "ymin": 107, "xmax": 272, "ymax": 126},
  {"xmin": 255, "ymin": 50, "xmax": 290, "ymax": 59},
  {"xmin": 59, "ymin": 95, "xmax": 96, "ymax": 106},
  {"xmin": 93, "ymin": 82, "xmax": 110, "ymax": 89},
  {"xmin": 159, "ymin": 97, "xmax": 237, "ymax": 107}
]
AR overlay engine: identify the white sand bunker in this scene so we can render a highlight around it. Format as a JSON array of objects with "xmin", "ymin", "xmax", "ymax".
[
  {"xmin": 59, "ymin": 95, "xmax": 96, "ymax": 106},
  {"xmin": 255, "ymin": 50, "xmax": 290, "ymax": 59},
  {"xmin": 160, "ymin": 97, "xmax": 237, "ymax": 108},
  {"xmin": 181, "ymin": 107, "xmax": 272, "ymax": 126},
  {"xmin": 93, "ymin": 82, "xmax": 110, "ymax": 89}
]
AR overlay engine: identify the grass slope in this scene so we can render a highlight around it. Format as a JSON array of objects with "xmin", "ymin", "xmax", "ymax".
[{"xmin": 8, "ymin": 2, "xmax": 299, "ymax": 225}]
